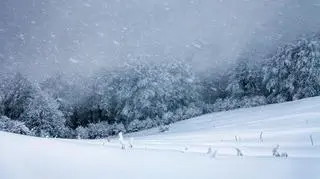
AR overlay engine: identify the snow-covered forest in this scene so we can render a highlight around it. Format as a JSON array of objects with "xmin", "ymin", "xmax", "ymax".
[
  {"xmin": 1, "ymin": 34, "xmax": 320, "ymax": 138},
  {"xmin": 2, "ymin": 1, "xmax": 320, "ymax": 178}
]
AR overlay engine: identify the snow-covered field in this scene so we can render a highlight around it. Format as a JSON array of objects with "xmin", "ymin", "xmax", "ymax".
[{"xmin": 1, "ymin": 97, "xmax": 320, "ymax": 179}]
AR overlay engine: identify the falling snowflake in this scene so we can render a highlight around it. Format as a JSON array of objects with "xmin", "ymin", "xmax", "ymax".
[
  {"xmin": 113, "ymin": 40, "xmax": 120, "ymax": 46},
  {"xmin": 69, "ymin": 57, "xmax": 79, "ymax": 64},
  {"xmin": 84, "ymin": 3, "xmax": 91, "ymax": 7},
  {"xmin": 97, "ymin": 32, "xmax": 105, "ymax": 37}
]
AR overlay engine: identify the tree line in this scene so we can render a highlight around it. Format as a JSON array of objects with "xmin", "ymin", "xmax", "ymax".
[{"xmin": 1, "ymin": 34, "xmax": 320, "ymax": 138}]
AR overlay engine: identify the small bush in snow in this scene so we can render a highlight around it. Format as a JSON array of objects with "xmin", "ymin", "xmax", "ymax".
[
  {"xmin": 86, "ymin": 121, "xmax": 126, "ymax": 139},
  {"xmin": 159, "ymin": 125, "xmax": 170, "ymax": 133},
  {"xmin": 127, "ymin": 118, "xmax": 155, "ymax": 133},
  {"xmin": 118, "ymin": 132, "xmax": 125, "ymax": 149},
  {"xmin": 272, "ymin": 144, "xmax": 288, "ymax": 158},
  {"xmin": 281, "ymin": 152, "xmax": 288, "ymax": 158},
  {"xmin": 260, "ymin": 131, "xmax": 263, "ymax": 142},
  {"xmin": 235, "ymin": 148, "xmax": 243, "ymax": 156},
  {"xmin": 106, "ymin": 137, "xmax": 111, "ymax": 142},
  {"xmin": 272, "ymin": 144, "xmax": 280, "ymax": 157},
  {"xmin": 0, "ymin": 116, "xmax": 31, "ymax": 135},
  {"xmin": 76, "ymin": 126, "xmax": 89, "ymax": 139},
  {"xmin": 310, "ymin": 135, "xmax": 314, "ymax": 146},
  {"xmin": 211, "ymin": 150, "xmax": 218, "ymax": 158},
  {"xmin": 87, "ymin": 122, "xmax": 110, "ymax": 139},
  {"xmin": 129, "ymin": 137, "xmax": 134, "ymax": 149}
]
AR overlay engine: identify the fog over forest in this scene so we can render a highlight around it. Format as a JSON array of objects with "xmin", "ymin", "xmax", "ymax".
[
  {"xmin": 1, "ymin": 0, "xmax": 320, "ymax": 80},
  {"xmin": 2, "ymin": 3, "xmax": 320, "ymax": 179},
  {"xmin": 1, "ymin": 0, "xmax": 320, "ymax": 139}
]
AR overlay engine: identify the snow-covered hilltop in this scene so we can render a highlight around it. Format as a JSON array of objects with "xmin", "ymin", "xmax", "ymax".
[{"xmin": 1, "ymin": 97, "xmax": 320, "ymax": 179}]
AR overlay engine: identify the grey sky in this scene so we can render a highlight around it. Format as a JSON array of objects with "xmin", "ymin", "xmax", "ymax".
[{"xmin": 1, "ymin": 0, "xmax": 319, "ymax": 80}]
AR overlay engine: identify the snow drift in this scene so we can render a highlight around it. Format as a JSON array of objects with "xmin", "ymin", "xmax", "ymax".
[{"xmin": 1, "ymin": 97, "xmax": 320, "ymax": 179}]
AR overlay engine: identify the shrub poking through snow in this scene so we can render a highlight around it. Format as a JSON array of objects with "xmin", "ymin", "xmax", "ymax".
[
  {"xmin": 211, "ymin": 150, "xmax": 218, "ymax": 158},
  {"xmin": 235, "ymin": 148, "xmax": 243, "ymax": 156},
  {"xmin": 129, "ymin": 137, "xmax": 133, "ymax": 149},
  {"xmin": 310, "ymin": 135, "xmax": 314, "ymax": 146},
  {"xmin": 207, "ymin": 147, "xmax": 212, "ymax": 154},
  {"xmin": 281, "ymin": 152, "xmax": 288, "ymax": 158},
  {"xmin": 206, "ymin": 147, "xmax": 218, "ymax": 158},
  {"xmin": 272, "ymin": 144, "xmax": 280, "ymax": 157},
  {"xmin": 260, "ymin": 131, "xmax": 263, "ymax": 142},
  {"xmin": 272, "ymin": 144, "xmax": 288, "ymax": 158},
  {"xmin": 118, "ymin": 132, "xmax": 125, "ymax": 149},
  {"xmin": 159, "ymin": 125, "xmax": 170, "ymax": 133}
]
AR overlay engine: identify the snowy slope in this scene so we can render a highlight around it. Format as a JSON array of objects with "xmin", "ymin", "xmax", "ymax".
[{"xmin": 1, "ymin": 97, "xmax": 320, "ymax": 179}]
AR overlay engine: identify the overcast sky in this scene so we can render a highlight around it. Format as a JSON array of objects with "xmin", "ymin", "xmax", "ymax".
[{"xmin": 1, "ymin": 0, "xmax": 320, "ymax": 80}]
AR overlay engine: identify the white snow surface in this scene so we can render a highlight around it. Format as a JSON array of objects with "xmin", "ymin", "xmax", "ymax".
[{"xmin": 1, "ymin": 97, "xmax": 320, "ymax": 179}]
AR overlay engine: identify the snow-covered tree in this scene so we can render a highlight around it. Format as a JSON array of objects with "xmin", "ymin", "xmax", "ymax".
[
  {"xmin": 226, "ymin": 58, "xmax": 264, "ymax": 98},
  {"xmin": 0, "ymin": 73, "xmax": 34, "ymax": 120},
  {"xmin": 262, "ymin": 36, "xmax": 320, "ymax": 103},
  {"xmin": 21, "ymin": 87, "xmax": 67, "ymax": 138},
  {"xmin": 0, "ymin": 72, "xmax": 69, "ymax": 137},
  {"xmin": 87, "ymin": 121, "xmax": 110, "ymax": 139},
  {"xmin": 76, "ymin": 126, "xmax": 89, "ymax": 139},
  {"xmin": 67, "ymin": 59, "xmax": 205, "ymax": 133}
]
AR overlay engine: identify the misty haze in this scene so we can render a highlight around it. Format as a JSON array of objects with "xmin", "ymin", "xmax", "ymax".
[{"xmin": 1, "ymin": 1, "xmax": 320, "ymax": 179}]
